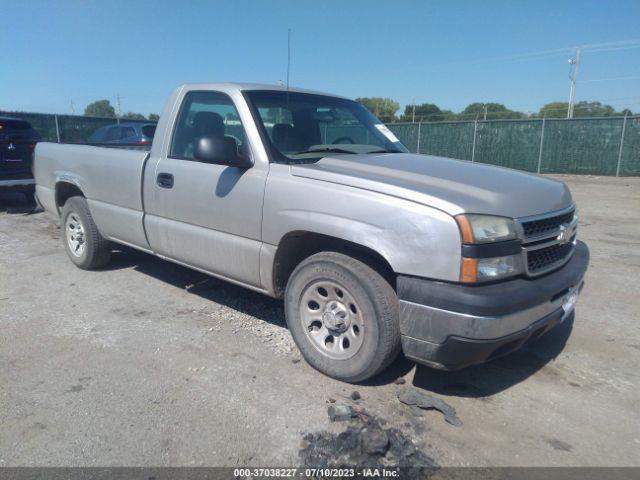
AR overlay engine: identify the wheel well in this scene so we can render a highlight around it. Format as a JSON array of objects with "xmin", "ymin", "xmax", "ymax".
[
  {"xmin": 55, "ymin": 182, "xmax": 84, "ymax": 212},
  {"xmin": 272, "ymin": 231, "xmax": 396, "ymax": 298}
]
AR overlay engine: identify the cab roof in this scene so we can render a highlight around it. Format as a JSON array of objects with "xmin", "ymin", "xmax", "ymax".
[{"xmin": 177, "ymin": 82, "xmax": 347, "ymax": 99}]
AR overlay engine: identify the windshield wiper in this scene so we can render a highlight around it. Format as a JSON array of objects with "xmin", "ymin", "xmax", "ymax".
[
  {"xmin": 365, "ymin": 149, "xmax": 394, "ymax": 154},
  {"xmin": 292, "ymin": 147, "xmax": 360, "ymax": 155}
]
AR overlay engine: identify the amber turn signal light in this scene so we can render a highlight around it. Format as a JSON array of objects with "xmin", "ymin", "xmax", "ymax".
[
  {"xmin": 460, "ymin": 257, "xmax": 478, "ymax": 283},
  {"xmin": 455, "ymin": 215, "xmax": 475, "ymax": 243}
]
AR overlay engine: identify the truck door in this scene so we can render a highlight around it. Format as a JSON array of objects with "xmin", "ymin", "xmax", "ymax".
[{"xmin": 142, "ymin": 90, "xmax": 267, "ymax": 288}]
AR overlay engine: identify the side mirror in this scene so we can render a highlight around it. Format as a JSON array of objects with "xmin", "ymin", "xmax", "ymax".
[{"xmin": 194, "ymin": 135, "xmax": 252, "ymax": 168}]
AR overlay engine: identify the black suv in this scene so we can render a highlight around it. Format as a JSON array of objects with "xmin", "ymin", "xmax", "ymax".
[{"xmin": 0, "ymin": 117, "xmax": 41, "ymax": 191}]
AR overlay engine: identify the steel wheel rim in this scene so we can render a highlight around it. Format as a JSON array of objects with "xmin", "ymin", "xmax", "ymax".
[
  {"xmin": 299, "ymin": 280, "xmax": 365, "ymax": 360},
  {"xmin": 65, "ymin": 212, "xmax": 86, "ymax": 257}
]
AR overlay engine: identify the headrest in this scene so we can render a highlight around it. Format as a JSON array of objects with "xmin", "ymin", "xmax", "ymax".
[{"xmin": 193, "ymin": 111, "xmax": 224, "ymax": 137}]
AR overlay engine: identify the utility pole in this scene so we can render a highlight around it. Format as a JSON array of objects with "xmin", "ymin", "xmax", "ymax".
[
  {"xmin": 567, "ymin": 47, "xmax": 581, "ymax": 119},
  {"xmin": 412, "ymin": 97, "xmax": 416, "ymax": 123},
  {"xmin": 483, "ymin": 104, "xmax": 488, "ymax": 121},
  {"xmin": 69, "ymin": 100, "xmax": 75, "ymax": 115},
  {"xmin": 116, "ymin": 94, "xmax": 123, "ymax": 118},
  {"xmin": 286, "ymin": 28, "xmax": 291, "ymax": 90}
]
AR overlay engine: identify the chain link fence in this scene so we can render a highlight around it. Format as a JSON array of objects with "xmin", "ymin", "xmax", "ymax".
[
  {"xmin": 0, "ymin": 111, "xmax": 154, "ymax": 144},
  {"xmin": 388, "ymin": 116, "xmax": 640, "ymax": 176},
  {"xmin": 2, "ymin": 110, "xmax": 639, "ymax": 176}
]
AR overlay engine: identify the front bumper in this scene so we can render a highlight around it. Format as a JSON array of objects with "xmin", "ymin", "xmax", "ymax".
[{"xmin": 398, "ymin": 240, "xmax": 589, "ymax": 370}]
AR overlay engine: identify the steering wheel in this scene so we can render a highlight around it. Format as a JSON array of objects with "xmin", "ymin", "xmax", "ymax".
[
  {"xmin": 225, "ymin": 134, "xmax": 242, "ymax": 145},
  {"xmin": 331, "ymin": 136, "xmax": 356, "ymax": 145}
]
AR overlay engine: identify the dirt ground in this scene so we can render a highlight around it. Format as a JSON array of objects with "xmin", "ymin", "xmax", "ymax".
[{"xmin": 1, "ymin": 174, "xmax": 639, "ymax": 467}]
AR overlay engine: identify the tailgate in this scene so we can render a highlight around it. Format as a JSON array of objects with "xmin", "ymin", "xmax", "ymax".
[{"xmin": 0, "ymin": 139, "xmax": 36, "ymax": 177}]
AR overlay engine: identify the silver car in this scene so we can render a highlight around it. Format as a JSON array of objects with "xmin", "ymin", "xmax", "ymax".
[{"xmin": 88, "ymin": 122, "xmax": 156, "ymax": 146}]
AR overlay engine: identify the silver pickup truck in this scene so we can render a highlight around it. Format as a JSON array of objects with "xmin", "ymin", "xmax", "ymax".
[{"xmin": 34, "ymin": 83, "xmax": 589, "ymax": 382}]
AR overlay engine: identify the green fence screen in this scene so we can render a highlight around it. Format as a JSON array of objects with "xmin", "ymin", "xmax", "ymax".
[{"xmin": 388, "ymin": 116, "xmax": 640, "ymax": 176}]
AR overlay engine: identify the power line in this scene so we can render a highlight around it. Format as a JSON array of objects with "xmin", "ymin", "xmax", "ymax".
[
  {"xmin": 449, "ymin": 38, "xmax": 640, "ymax": 66},
  {"xmin": 579, "ymin": 39, "xmax": 640, "ymax": 50},
  {"xmin": 449, "ymin": 47, "xmax": 571, "ymax": 66},
  {"xmin": 581, "ymin": 75, "xmax": 640, "ymax": 83}
]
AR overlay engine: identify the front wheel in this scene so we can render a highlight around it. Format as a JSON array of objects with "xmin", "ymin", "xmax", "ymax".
[
  {"xmin": 284, "ymin": 252, "xmax": 400, "ymax": 382},
  {"xmin": 61, "ymin": 196, "xmax": 112, "ymax": 269}
]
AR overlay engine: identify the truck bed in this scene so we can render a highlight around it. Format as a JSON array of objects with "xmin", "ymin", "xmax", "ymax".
[{"xmin": 34, "ymin": 142, "xmax": 152, "ymax": 250}]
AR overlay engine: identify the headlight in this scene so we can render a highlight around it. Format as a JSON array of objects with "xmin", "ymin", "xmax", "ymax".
[
  {"xmin": 456, "ymin": 214, "xmax": 521, "ymax": 282},
  {"xmin": 461, "ymin": 254, "xmax": 522, "ymax": 283},
  {"xmin": 455, "ymin": 214, "xmax": 517, "ymax": 244}
]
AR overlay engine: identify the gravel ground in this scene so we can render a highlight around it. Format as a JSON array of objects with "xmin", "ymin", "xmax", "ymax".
[{"xmin": 0, "ymin": 174, "xmax": 639, "ymax": 467}]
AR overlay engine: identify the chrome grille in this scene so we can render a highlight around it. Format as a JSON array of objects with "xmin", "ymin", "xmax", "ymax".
[
  {"xmin": 527, "ymin": 237, "xmax": 575, "ymax": 274},
  {"xmin": 518, "ymin": 206, "xmax": 578, "ymax": 277},
  {"xmin": 521, "ymin": 208, "xmax": 575, "ymax": 239}
]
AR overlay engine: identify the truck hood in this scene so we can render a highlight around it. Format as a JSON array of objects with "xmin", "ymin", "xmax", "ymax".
[{"xmin": 290, "ymin": 153, "xmax": 573, "ymax": 218}]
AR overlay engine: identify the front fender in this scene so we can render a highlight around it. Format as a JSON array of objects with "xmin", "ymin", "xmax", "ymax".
[{"xmin": 263, "ymin": 168, "xmax": 462, "ymax": 282}]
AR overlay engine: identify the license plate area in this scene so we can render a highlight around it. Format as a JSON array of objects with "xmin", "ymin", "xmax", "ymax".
[{"xmin": 561, "ymin": 285, "xmax": 580, "ymax": 321}]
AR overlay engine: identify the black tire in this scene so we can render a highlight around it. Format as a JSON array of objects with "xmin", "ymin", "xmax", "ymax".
[
  {"xmin": 284, "ymin": 251, "xmax": 400, "ymax": 382},
  {"xmin": 60, "ymin": 196, "xmax": 112, "ymax": 269}
]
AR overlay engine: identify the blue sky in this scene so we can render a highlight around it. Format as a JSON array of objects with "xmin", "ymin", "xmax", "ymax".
[{"xmin": 2, "ymin": 0, "xmax": 640, "ymax": 116}]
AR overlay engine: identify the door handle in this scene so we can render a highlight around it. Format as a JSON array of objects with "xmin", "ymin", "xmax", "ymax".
[{"xmin": 157, "ymin": 172, "xmax": 174, "ymax": 189}]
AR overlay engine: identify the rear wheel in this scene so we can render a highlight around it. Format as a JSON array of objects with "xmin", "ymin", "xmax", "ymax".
[
  {"xmin": 61, "ymin": 196, "xmax": 111, "ymax": 269},
  {"xmin": 285, "ymin": 251, "xmax": 400, "ymax": 382}
]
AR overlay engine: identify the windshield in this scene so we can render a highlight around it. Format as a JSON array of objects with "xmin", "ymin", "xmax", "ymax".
[{"xmin": 244, "ymin": 90, "xmax": 408, "ymax": 163}]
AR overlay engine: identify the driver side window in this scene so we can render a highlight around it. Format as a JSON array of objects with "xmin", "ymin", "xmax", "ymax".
[{"xmin": 170, "ymin": 91, "xmax": 246, "ymax": 160}]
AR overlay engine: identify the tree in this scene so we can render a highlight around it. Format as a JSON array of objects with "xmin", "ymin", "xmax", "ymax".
[
  {"xmin": 439, "ymin": 109, "xmax": 458, "ymax": 121},
  {"xmin": 537, "ymin": 101, "xmax": 624, "ymax": 118},
  {"xmin": 461, "ymin": 102, "xmax": 524, "ymax": 120},
  {"xmin": 573, "ymin": 101, "xmax": 617, "ymax": 117},
  {"xmin": 400, "ymin": 103, "xmax": 446, "ymax": 122},
  {"xmin": 122, "ymin": 112, "xmax": 146, "ymax": 120},
  {"xmin": 84, "ymin": 100, "xmax": 116, "ymax": 118},
  {"xmin": 148, "ymin": 113, "xmax": 160, "ymax": 122},
  {"xmin": 355, "ymin": 97, "xmax": 400, "ymax": 123},
  {"xmin": 538, "ymin": 102, "xmax": 569, "ymax": 118}
]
